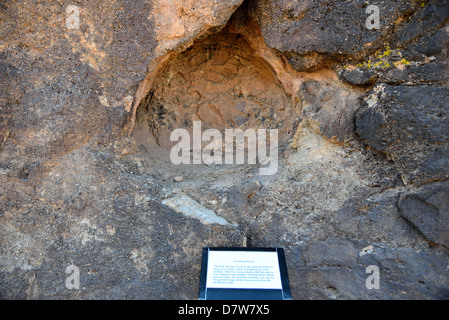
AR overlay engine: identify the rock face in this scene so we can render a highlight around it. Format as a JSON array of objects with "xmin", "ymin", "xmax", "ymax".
[
  {"xmin": 137, "ymin": 26, "xmax": 294, "ymax": 149},
  {"xmin": 399, "ymin": 186, "xmax": 449, "ymax": 248},
  {"xmin": 1, "ymin": 0, "xmax": 449, "ymax": 300},
  {"xmin": 248, "ymin": 0, "xmax": 425, "ymax": 71},
  {"xmin": 249, "ymin": 0, "xmax": 449, "ymax": 70},
  {"xmin": 297, "ymin": 79, "xmax": 361, "ymax": 143},
  {"xmin": 356, "ymin": 85, "xmax": 449, "ymax": 186}
]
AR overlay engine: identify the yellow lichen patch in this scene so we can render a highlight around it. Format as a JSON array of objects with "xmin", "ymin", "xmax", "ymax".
[
  {"xmin": 394, "ymin": 58, "xmax": 411, "ymax": 66},
  {"xmin": 356, "ymin": 45, "xmax": 410, "ymax": 71}
]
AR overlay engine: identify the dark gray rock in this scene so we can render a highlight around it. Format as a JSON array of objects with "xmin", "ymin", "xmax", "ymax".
[
  {"xmin": 395, "ymin": 21, "xmax": 449, "ymax": 62},
  {"xmin": 389, "ymin": 0, "xmax": 449, "ymax": 50},
  {"xmin": 339, "ymin": 69, "xmax": 379, "ymax": 86},
  {"xmin": 380, "ymin": 58, "xmax": 449, "ymax": 85},
  {"xmin": 362, "ymin": 246, "xmax": 449, "ymax": 299},
  {"xmin": 248, "ymin": 0, "xmax": 423, "ymax": 71},
  {"xmin": 331, "ymin": 191, "xmax": 421, "ymax": 247},
  {"xmin": 355, "ymin": 85, "xmax": 449, "ymax": 186},
  {"xmin": 379, "ymin": 22, "xmax": 449, "ymax": 85},
  {"xmin": 291, "ymin": 236, "xmax": 449, "ymax": 299},
  {"xmin": 318, "ymin": 183, "xmax": 449, "ymax": 299},
  {"xmin": 399, "ymin": 185, "xmax": 449, "ymax": 248}
]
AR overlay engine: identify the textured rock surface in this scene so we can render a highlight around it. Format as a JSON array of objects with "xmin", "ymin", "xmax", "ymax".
[
  {"xmin": 297, "ymin": 79, "xmax": 361, "ymax": 143},
  {"xmin": 137, "ymin": 27, "xmax": 294, "ymax": 149},
  {"xmin": 356, "ymin": 85, "xmax": 449, "ymax": 185},
  {"xmin": 151, "ymin": 0, "xmax": 244, "ymax": 55},
  {"xmin": 399, "ymin": 185, "xmax": 449, "ymax": 248},
  {"xmin": 248, "ymin": 0, "xmax": 426, "ymax": 71},
  {"xmin": 1, "ymin": 0, "xmax": 449, "ymax": 300}
]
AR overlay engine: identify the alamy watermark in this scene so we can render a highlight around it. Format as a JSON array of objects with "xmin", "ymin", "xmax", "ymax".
[
  {"xmin": 366, "ymin": 5, "xmax": 380, "ymax": 30},
  {"xmin": 365, "ymin": 265, "xmax": 380, "ymax": 290},
  {"xmin": 170, "ymin": 121, "xmax": 278, "ymax": 175},
  {"xmin": 65, "ymin": 264, "xmax": 80, "ymax": 290},
  {"xmin": 66, "ymin": 5, "xmax": 80, "ymax": 30}
]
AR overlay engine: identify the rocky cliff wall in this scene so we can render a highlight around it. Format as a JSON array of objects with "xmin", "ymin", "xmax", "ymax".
[{"xmin": 0, "ymin": 0, "xmax": 448, "ymax": 299}]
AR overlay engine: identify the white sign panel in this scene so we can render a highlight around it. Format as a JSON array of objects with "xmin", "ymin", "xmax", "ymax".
[{"xmin": 206, "ymin": 250, "xmax": 282, "ymax": 289}]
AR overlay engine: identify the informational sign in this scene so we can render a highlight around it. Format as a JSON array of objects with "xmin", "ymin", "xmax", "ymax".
[
  {"xmin": 199, "ymin": 247, "xmax": 292, "ymax": 300},
  {"xmin": 206, "ymin": 250, "xmax": 282, "ymax": 289}
]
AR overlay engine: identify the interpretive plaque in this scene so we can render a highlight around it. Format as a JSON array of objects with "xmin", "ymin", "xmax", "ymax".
[{"xmin": 199, "ymin": 247, "xmax": 292, "ymax": 300}]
